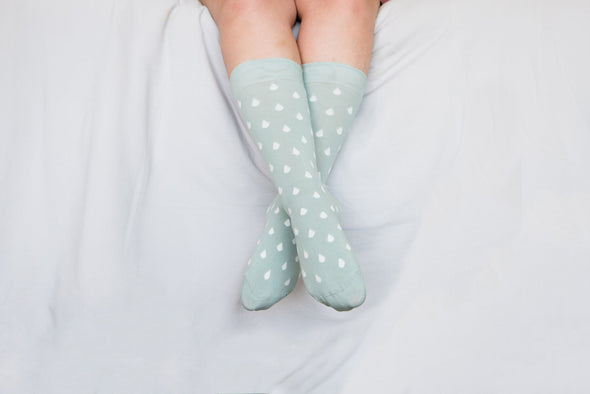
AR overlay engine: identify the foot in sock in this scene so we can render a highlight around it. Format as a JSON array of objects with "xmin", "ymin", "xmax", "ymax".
[
  {"xmin": 241, "ymin": 188, "xmax": 343, "ymax": 310},
  {"xmin": 231, "ymin": 58, "xmax": 366, "ymax": 311},
  {"xmin": 241, "ymin": 62, "xmax": 368, "ymax": 310}
]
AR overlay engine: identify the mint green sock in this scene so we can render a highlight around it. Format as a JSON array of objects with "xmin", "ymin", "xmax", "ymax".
[{"xmin": 233, "ymin": 59, "xmax": 367, "ymax": 311}]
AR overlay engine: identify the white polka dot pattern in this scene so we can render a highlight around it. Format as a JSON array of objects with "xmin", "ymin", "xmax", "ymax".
[{"xmin": 232, "ymin": 58, "xmax": 367, "ymax": 311}]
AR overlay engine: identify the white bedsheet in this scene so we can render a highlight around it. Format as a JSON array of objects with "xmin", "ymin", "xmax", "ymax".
[{"xmin": 1, "ymin": 0, "xmax": 589, "ymax": 392}]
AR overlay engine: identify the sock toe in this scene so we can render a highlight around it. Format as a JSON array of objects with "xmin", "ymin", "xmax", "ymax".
[
  {"xmin": 240, "ymin": 274, "xmax": 298, "ymax": 311},
  {"xmin": 322, "ymin": 278, "xmax": 366, "ymax": 311}
]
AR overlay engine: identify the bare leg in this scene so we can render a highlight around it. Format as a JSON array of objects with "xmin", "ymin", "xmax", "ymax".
[
  {"xmin": 295, "ymin": 0, "xmax": 380, "ymax": 75},
  {"xmin": 201, "ymin": 0, "xmax": 300, "ymax": 77}
]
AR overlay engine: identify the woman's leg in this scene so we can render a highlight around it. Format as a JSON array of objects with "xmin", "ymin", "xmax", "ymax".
[
  {"xmin": 284, "ymin": 0, "xmax": 379, "ymax": 306},
  {"xmin": 202, "ymin": 0, "xmax": 302, "ymax": 310}
]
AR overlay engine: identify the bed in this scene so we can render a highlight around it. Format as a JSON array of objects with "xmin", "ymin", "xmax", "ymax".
[{"xmin": 1, "ymin": 0, "xmax": 589, "ymax": 392}]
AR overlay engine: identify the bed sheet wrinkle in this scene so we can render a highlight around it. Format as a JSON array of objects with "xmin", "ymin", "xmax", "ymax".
[{"xmin": 367, "ymin": 0, "xmax": 451, "ymax": 93}]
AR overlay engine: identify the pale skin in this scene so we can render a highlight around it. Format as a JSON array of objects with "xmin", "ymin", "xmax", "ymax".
[{"xmin": 200, "ymin": 0, "xmax": 381, "ymax": 78}]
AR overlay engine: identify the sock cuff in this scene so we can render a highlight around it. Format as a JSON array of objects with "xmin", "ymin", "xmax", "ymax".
[
  {"xmin": 230, "ymin": 58, "xmax": 303, "ymax": 97},
  {"xmin": 302, "ymin": 62, "xmax": 367, "ymax": 94}
]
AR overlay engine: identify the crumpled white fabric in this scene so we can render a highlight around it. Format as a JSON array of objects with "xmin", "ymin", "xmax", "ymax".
[{"xmin": 0, "ymin": 0, "xmax": 589, "ymax": 392}]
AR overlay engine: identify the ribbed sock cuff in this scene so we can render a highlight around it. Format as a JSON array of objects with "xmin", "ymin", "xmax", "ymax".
[
  {"xmin": 302, "ymin": 62, "xmax": 367, "ymax": 94},
  {"xmin": 230, "ymin": 58, "xmax": 303, "ymax": 97}
]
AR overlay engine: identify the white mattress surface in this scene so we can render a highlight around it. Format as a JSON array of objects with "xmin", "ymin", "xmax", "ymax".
[{"xmin": 1, "ymin": 0, "xmax": 589, "ymax": 392}]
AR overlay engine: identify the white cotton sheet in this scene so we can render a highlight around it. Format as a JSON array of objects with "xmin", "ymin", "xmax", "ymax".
[{"xmin": 0, "ymin": 0, "xmax": 589, "ymax": 392}]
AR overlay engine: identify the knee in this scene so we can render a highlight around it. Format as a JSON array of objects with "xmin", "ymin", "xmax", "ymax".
[
  {"xmin": 215, "ymin": 0, "xmax": 298, "ymax": 28},
  {"xmin": 296, "ymin": 0, "xmax": 380, "ymax": 21}
]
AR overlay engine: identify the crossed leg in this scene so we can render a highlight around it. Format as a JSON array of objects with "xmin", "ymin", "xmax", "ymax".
[{"xmin": 201, "ymin": 0, "xmax": 380, "ymax": 310}]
